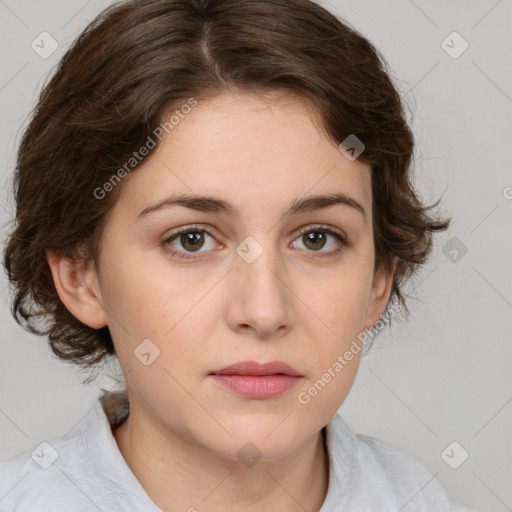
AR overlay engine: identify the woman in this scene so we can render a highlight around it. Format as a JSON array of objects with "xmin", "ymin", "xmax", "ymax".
[{"xmin": 0, "ymin": 0, "xmax": 478, "ymax": 510}]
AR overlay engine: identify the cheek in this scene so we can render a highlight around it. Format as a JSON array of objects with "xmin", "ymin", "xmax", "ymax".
[
  {"xmin": 307, "ymin": 267, "xmax": 373, "ymax": 340},
  {"xmin": 101, "ymin": 252, "xmax": 218, "ymax": 370},
  {"xmin": 100, "ymin": 243, "xmax": 184, "ymax": 329}
]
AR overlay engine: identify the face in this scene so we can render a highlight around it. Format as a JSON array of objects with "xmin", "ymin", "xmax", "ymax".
[{"xmin": 71, "ymin": 92, "xmax": 392, "ymax": 461}]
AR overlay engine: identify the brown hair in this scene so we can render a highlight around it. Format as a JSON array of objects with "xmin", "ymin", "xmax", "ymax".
[{"xmin": 2, "ymin": 0, "xmax": 450, "ymax": 375}]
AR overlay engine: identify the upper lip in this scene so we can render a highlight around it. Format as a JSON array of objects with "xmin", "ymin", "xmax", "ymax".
[{"xmin": 210, "ymin": 360, "xmax": 302, "ymax": 377}]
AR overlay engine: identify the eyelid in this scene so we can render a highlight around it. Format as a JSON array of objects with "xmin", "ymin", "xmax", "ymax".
[
  {"xmin": 163, "ymin": 223, "xmax": 220, "ymax": 241},
  {"xmin": 292, "ymin": 224, "xmax": 348, "ymax": 259},
  {"xmin": 161, "ymin": 224, "xmax": 220, "ymax": 260},
  {"xmin": 163, "ymin": 223, "xmax": 346, "ymax": 243},
  {"xmin": 295, "ymin": 223, "xmax": 346, "ymax": 240}
]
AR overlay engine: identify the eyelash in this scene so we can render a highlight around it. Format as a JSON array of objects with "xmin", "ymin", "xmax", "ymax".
[{"xmin": 161, "ymin": 224, "xmax": 347, "ymax": 261}]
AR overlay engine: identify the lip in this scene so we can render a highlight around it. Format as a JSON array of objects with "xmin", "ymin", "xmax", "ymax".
[
  {"xmin": 208, "ymin": 360, "xmax": 303, "ymax": 399},
  {"xmin": 210, "ymin": 360, "xmax": 302, "ymax": 377}
]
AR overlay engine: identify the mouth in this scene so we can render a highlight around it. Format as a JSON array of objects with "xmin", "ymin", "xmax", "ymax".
[
  {"xmin": 210, "ymin": 360, "xmax": 303, "ymax": 377},
  {"xmin": 208, "ymin": 360, "xmax": 303, "ymax": 399}
]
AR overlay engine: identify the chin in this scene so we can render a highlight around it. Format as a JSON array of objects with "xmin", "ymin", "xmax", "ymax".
[{"xmin": 200, "ymin": 418, "xmax": 312, "ymax": 463}]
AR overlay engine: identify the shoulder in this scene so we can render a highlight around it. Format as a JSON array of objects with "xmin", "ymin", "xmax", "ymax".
[
  {"xmin": 0, "ymin": 428, "xmax": 101, "ymax": 511},
  {"xmin": 355, "ymin": 432, "xmax": 456, "ymax": 510},
  {"xmin": 356, "ymin": 432, "xmax": 451, "ymax": 508},
  {"xmin": 353, "ymin": 434, "xmax": 482, "ymax": 512},
  {"xmin": 325, "ymin": 414, "xmax": 454, "ymax": 510},
  {"xmin": 0, "ymin": 395, "xmax": 143, "ymax": 512}
]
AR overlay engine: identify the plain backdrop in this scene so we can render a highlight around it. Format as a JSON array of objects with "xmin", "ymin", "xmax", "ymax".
[{"xmin": 1, "ymin": 1, "xmax": 511, "ymax": 510}]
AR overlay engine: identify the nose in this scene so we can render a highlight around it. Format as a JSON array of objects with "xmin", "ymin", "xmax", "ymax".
[{"xmin": 225, "ymin": 237, "xmax": 296, "ymax": 339}]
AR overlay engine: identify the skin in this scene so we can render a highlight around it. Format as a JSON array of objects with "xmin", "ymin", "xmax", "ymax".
[{"xmin": 47, "ymin": 91, "xmax": 394, "ymax": 512}]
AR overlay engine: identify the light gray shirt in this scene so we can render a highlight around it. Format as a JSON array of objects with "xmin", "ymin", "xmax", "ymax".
[{"xmin": 0, "ymin": 391, "xmax": 478, "ymax": 511}]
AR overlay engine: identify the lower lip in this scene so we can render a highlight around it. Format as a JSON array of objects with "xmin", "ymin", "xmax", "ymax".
[{"xmin": 209, "ymin": 374, "xmax": 302, "ymax": 399}]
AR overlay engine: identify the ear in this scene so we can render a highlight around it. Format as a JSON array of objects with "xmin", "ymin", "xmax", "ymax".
[
  {"xmin": 364, "ymin": 256, "xmax": 396, "ymax": 330},
  {"xmin": 45, "ymin": 249, "xmax": 107, "ymax": 329}
]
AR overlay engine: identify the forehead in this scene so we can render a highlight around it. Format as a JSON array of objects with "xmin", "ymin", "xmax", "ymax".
[{"xmin": 115, "ymin": 91, "xmax": 372, "ymax": 219}]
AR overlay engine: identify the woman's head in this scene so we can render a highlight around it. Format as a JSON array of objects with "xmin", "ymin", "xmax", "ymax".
[{"xmin": 3, "ymin": 0, "xmax": 449, "ymax": 443}]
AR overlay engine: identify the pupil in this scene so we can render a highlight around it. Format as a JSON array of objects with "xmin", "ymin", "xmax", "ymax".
[
  {"xmin": 182, "ymin": 232, "xmax": 203, "ymax": 252},
  {"xmin": 305, "ymin": 231, "xmax": 325, "ymax": 250}
]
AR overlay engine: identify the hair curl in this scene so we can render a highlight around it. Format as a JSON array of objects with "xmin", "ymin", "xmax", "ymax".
[{"xmin": 2, "ymin": 0, "xmax": 450, "ymax": 375}]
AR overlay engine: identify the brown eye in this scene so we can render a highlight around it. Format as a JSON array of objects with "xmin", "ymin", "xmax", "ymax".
[
  {"xmin": 302, "ymin": 231, "xmax": 328, "ymax": 251},
  {"xmin": 292, "ymin": 226, "xmax": 347, "ymax": 258},
  {"xmin": 162, "ymin": 225, "xmax": 218, "ymax": 259},
  {"xmin": 174, "ymin": 231, "xmax": 206, "ymax": 252}
]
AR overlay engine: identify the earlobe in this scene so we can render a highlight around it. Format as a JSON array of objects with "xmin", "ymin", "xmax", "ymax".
[
  {"xmin": 364, "ymin": 256, "xmax": 396, "ymax": 330},
  {"xmin": 45, "ymin": 249, "xmax": 107, "ymax": 329}
]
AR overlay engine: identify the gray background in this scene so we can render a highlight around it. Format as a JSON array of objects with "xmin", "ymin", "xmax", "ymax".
[{"xmin": 1, "ymin": 1, "xmax": 511, "ymax": 510}]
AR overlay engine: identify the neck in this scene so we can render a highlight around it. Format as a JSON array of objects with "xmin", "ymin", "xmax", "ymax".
[{"xmin": 112, "ymin": 398, "xmax": 329, "ymax": 512}]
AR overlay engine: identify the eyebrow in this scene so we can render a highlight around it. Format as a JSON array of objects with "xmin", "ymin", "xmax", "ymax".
[{"xmin": 137, "ymin": 192, "xmax": 367, "ymax": 224}]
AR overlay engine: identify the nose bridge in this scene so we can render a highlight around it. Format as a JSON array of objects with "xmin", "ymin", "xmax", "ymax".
[
  {"xmin": 230, "ymin": 234, "xmax": 294, "ymax": 332},
  {"xmin": 236, "ymin": 234, "xmax": 284, "ymax": 294}
]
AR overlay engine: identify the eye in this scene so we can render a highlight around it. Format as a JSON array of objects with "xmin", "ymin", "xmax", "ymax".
[
  {"xmin": 161, "ymin": 224, "xmax": 219, "ymax": 260},
  {"xmin": 291, "ymin": 225, "xmax": 347, "ymax": 258},
  {"xmin": 161, "ymin": 223, "xmax": 347, "ymax": 261}
]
